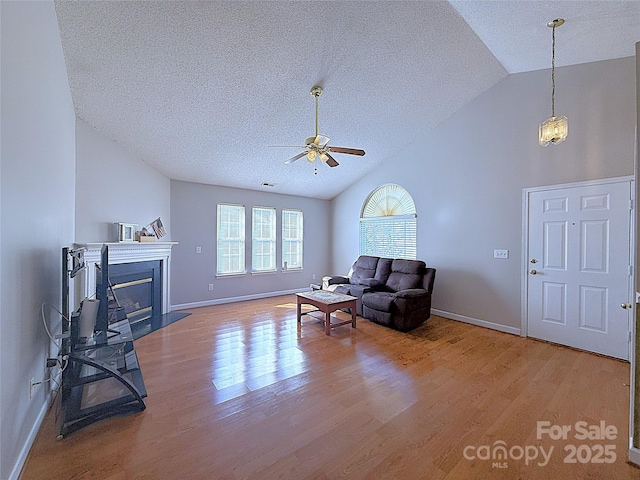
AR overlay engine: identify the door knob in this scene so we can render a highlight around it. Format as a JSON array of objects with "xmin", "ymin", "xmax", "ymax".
[
  {"xmin": 621, "ymin": 303, "xmax": 633, "ymax": 310},
  {"xmin": 530, "ymin": 259, "xmax": 537, "ymax": 264},
  {"xmin": 530, "ymin": 270, "xmax": 537, "ymax": 275}
]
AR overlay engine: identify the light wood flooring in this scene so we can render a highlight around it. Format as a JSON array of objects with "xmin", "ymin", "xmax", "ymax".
[{"xmin": 20, "ymin": 295, "xmax": 640, "ymax": 479}]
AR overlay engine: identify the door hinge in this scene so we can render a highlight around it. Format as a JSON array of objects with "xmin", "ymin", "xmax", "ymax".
[
  {"xmin": 630, "ymin": 331, "xmax": 633, "ymax": 343},
  {"xmin": 630, "ymin": 199, "xmax": 634, "ymax": 211},
  {"xmin": 629, "ymin": 265, "xmax": 633, "ymax": 276}
]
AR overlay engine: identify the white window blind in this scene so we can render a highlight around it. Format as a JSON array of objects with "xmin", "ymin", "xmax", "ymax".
[
  {"xmin": 282, "ymin": 209, "xmax": 303, "ymax": 270},
  {"xmin": 359, "ymin": 215, "xmax": 417, "ymax": 259},
  {"xmin": 252, "ymin": 207, "xmax": 276, "ymax": 272},
  {"xmin": 217, "ymin": 204, "xmax": 245, "ymax": 275}
]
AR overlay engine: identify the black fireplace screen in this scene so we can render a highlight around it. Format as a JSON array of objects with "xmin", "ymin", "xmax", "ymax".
[
  {"xmin": 107, "ymin": 261, "xmax": 162, "ymax": 325},
  {"xmin": 112, "ymin": 278, "xmax": 153, "ymax": 324}
]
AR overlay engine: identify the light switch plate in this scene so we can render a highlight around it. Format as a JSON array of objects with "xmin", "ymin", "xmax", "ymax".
[{"xmin": 494, "ymin": 249, "xmax": 509, "ymax": 259}]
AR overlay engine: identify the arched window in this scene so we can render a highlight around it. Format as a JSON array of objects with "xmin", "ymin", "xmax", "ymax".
[{"xmin": 359, "ymin": 184, "xmax": 417, "ymax": 259}]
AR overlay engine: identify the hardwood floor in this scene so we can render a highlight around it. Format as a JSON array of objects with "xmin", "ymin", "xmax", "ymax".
[{"xmin": 20, "ymin": 295, "xmax": 640, "ymax": 479}]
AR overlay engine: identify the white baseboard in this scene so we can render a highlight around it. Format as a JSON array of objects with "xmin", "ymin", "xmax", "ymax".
[
  {"xmin": 171, "ymin": 287, "xmax": 308, "ymax": 311},
  {"xmin": 431, "ymin": 309, "xmax": 521, "ymax": 336},
  {"xmin": 9, "ymin": 393, "xmax": 52, "ymax": 480}
]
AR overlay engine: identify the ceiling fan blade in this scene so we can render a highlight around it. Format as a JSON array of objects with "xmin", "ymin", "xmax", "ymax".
[
  {"xmin": 284, "ymin": 151, "xmax": 307, "ymax": 164},
  {"xmin": 324, "ymin": 152, "xmax": 339, "ymax": 167},
  {"xmin": 314, "ymin": 135, "xmax": 330, "ymax": 147},
  {"xmin": 328, "ymin": 146, "xmax": 365, "ymax": 156}
]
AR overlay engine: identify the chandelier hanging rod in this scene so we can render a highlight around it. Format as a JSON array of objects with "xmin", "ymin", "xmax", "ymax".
[{"xmin": 548, "ymin": 18, "xmax": 564, "ymax": 117}]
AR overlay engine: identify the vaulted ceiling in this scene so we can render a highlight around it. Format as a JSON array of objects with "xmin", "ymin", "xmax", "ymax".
[{"xmin": 54, "ymin": 1, "xmax": 639, "ymax": 199}]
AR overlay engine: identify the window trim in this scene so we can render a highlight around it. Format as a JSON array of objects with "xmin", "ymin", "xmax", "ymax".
[
  {"xmin": 251, "ymin": 206, "xmax": 277, "ymax": 273},
  {"xmin": 216, "ymin": 203, "xmax": 246, "ymax": 276},
  {"xmin": 281, "ymin": 208, "xmax": 304, "ymax": 271},
  {"xmin": 359, "ymin": 184, "xmax": 417, "ymax": 260}
]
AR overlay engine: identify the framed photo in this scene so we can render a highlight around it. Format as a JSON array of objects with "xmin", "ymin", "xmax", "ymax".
[{"xmin": 116, "ymin": 223, "xmax": 137, "ymax": 242}]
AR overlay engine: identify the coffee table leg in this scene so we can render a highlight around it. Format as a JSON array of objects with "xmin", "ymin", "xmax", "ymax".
[
  {"xmin": 325, "ymin": 308, "xmax": 331, "ymax": 336},
  {"xmin": 297, "ymin": 299, "xmax": 302, "ymax": 324},
  {"xmin": 351, "ymin": 302, "xmax": 356, "ymax": 328}
]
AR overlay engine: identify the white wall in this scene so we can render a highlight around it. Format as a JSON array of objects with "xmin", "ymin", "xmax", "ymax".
[
  {"xmin": 171, "ymin": 180, "xmax": 330, "ymax": 307},
  {"xmin": 0, "ymin": 2, "xmax": 76, "ymax": 479},
  {"xmin": 331, "ymin": 56, "xmax": 636, "ymax": 332},
  {"xmin": 75, "ymin": 118, "xmax": 171, "ymax": 243}
]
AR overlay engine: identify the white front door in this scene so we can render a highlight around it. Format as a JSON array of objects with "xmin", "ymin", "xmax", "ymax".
[{"xmin": 525, "ymin": 178, "xmax": 633, "ymax": 360}]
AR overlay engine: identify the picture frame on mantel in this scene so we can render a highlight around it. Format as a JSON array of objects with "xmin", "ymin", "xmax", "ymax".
[{"xmin": 116, "ymin": 222, "xmax": 137, "ymax": 242}]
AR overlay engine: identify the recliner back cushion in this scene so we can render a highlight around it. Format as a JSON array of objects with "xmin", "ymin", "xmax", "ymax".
[
  {"xmin": 386, "ymin": 272, "xmax": 421, "ymax": 292},
  {"xmin": 385, "ymin": 259, "xmax": 426, "ymax": 292},
  {"xmin": 350, "ymin": 256, "xmax": 379, "ymax": 285},
  {"xmin": 374, "ymin": 258, "xmax": 393, "ymax": 283},
  {"xmin": 391, "ymin": 259, "xmax": 425, "ymax": 275}
]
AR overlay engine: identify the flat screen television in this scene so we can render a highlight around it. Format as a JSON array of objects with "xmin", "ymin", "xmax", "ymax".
[{"xmin": 95, "ymin": 244, "xmax": 110, "ymax": 333}]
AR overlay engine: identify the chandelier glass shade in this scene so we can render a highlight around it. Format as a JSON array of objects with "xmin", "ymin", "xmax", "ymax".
[
  {"xmin": 539, "ymin": 115, "xmax": 568, "ymax": 146},
  {"xmin": 539, "ymin": 18, "xmax": 568, "ymax": 147}
]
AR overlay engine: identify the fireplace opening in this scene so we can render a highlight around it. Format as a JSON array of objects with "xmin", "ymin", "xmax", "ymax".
[
  {"xmin": 107, "ymin": 260, "xmax": 162, "ymax": 326},
  {"xmin": 112, "ymin": 277, "xmax": 152, "ymax": 324}
]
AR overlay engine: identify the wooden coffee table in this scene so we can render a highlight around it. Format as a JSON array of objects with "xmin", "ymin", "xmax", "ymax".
[{"xmin": 296, "ymin": 290, "xmax": 357, "ymax": 335}]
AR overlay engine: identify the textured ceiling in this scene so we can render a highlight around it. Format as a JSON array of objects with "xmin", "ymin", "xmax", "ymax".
[
  {"xmin": 450, "ymin": 0, "xmax": 640, "ymax": 73},
  {"xmin": 54, "ymin": 1, "xmax": 640, "ymax": 200}
]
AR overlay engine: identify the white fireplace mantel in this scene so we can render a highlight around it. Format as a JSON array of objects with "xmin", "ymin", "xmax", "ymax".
[{"xmin": 76, "ymin": 242, "xmax": 178, "ymax": 315}]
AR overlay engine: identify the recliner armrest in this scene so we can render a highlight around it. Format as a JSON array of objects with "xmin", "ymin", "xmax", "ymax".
[
  {"xmin": 323, "ymin": 275, "xmax": 349, "ymax": 285},
  {"xmin": 360, "ymin": 278, "xmax": 384, "ymax": 288},
  {"xmin": 394, "ymin": 288, "xmax": 428, "ymax": 299},
  {"xmin": 392, "ymin": 288, "xmax": 431, "ymax": 321}
]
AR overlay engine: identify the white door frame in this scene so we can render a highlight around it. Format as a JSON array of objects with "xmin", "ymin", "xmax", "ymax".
[{"xmin": 521, "ymin": 175, "xmax": 635, "ymax": 360}]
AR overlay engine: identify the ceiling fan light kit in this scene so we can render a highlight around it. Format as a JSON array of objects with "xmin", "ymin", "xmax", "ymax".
[
  {"xmin": 280, "ymin": 86, "xmax": 365, "ymax": 170},
  {"xmin": 539, "ymin": 18, "xmax": 568, "ymax": 147},
  {"xmin": 306, "ymin": 150, "xmax": 316, "ymax": 163}
]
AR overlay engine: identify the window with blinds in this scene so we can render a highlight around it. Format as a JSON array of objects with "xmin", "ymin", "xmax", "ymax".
[
  {"xmin": 252, "ymin": 206, "xmax": 276, "ymax": 272},
  {"xmin": 359, "ymin": 184, "xmax": 417, "ymax": 260},
  {"xmin": 282, "ymin": 209, "xmax": 303, "ymax": 270},
  {"xmin": 217, "ymin": 203, "xmax": 245, "ymax": 275}
]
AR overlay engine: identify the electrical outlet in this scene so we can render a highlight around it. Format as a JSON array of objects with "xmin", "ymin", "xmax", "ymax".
[
  {"xmin": 493, "ymin": 249, "xmax": 509, "ymax": 259},
  {"xmin": 208, "ymin": 283, "xmax": 214, "ymax": 291},
  {"xmin": 196, "ymin": 246, "xmax": 202, "ymax": 254},
  {"xmin": 312, "ymin": 273, "xmax": 316, "ymax": 280},
  {"xmin": 29, "ymin": 377, "xmax": 36, "ymax": 399}
]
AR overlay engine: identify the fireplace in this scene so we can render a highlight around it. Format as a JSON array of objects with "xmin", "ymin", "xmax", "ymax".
[
  {"xmin": 109, "ymin": 260, "xmax": 162, "ymax": 325},
  {"xmin": 76, "ymin": 242, "xmax": 177, "ymax": 320}
]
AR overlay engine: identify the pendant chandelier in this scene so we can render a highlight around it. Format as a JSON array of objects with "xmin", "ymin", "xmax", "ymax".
[{"xmin": 539, "ymin": 18, "xmax": 568, "ymax": 146}]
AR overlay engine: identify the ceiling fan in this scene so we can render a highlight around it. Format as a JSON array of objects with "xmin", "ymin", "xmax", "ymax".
[{"xmin": 279, "ymin": 86, "xmax": 365, "ymax": 170}]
